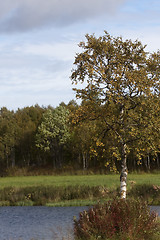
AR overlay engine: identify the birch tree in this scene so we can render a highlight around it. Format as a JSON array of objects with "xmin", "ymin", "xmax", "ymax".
[
  {"xmin": 71, "ymin": 31, "xmax": 160, "ymax": 198},
  {"xmin": 36, "ymin": 105, "xmax": 71, "ymax": 168}
]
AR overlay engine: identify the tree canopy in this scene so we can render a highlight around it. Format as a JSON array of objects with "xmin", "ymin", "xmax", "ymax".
[{"xmin": 36, "ymin": 105, "xmax": 71, "ymax": 168}]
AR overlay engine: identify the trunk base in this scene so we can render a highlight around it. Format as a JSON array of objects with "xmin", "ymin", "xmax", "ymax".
[{"xmin": 120, "ymin": 170, "xmax": 127, "ymax": 199}]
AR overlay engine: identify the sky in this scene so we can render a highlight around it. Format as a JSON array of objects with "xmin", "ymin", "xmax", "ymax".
[{"xmin": 0, "ymin": 0, "xmax": 160, "ymax": 111}]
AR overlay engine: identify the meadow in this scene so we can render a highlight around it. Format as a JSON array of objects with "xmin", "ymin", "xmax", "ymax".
[
  {"xmin": 0, "ymin": 172, "xmax": 159, "ymax": 206},
  {"xmin": 0, "ymin": 172, "xmax": 160, "ymax": 189}
]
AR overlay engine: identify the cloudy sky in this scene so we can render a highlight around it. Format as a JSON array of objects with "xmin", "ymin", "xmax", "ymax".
[{"xmin": 0, "ymin": 0, "xmax": 160, "ymax": 110}]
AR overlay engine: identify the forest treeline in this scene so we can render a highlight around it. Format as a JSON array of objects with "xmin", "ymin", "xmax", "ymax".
[{"xmin": 0, "ymin": 99, "xmax": 159, "ymax": 175}]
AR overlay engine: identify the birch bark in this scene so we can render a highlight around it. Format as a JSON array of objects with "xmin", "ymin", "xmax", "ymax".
[{"xmin": 120, "ymin": 143, "xmax": 127, "ymax": 199}]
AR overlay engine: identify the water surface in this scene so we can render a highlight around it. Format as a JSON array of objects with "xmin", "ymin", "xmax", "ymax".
[
  {"xmin": 0, "ymin": 206, "xmax": 88, "ymax": 240},
  {"xmin": 0, "ymin": 206, "xmax": 159, "ymax": 240}
]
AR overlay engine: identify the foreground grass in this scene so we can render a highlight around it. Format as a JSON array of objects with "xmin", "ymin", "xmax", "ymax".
[{"xmin": 0, "ymin": 172, "xmax": 159, "ymax": 206}]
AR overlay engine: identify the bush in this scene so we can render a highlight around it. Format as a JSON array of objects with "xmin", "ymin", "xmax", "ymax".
[
  {"xmin": 74, "ymin": 198, "xmax": 160, "ymax": 240},
  {"xmin": 128, "ymin": 184, "xmax": 160, "ymax": 205}
]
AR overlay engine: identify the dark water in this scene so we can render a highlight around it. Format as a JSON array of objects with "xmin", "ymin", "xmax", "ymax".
[
  {"xmin": 0, "ymin": 206, "xmax": 89, "ymax": 240},
  {"xmin": 0, "ymin": 206, "xmax": 159, "ymax": 240}
]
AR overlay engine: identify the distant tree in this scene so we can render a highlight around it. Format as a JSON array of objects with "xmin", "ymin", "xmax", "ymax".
[
  {"xmin": 14, "ymin": 105, "xmax": 44, "ymax": 167},
  {"xmin": 72, "ymin": 118, "xmax": 97, "ymax": 170},
  {"xmin": 0, "ymin": 107, "xmax": 16, "ymax": 168},
  {"xmin": 71, "ymin": 31, "xmax": 160, "ymax": 198},
  {"xmin": 36, "ymin": 105, "xmax": 71, "ymax": 168}
]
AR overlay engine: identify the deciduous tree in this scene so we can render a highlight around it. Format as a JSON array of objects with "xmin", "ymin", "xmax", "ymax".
[
  {"xmin": 71, "ymin": 31, "xmax": 160, "ymax": 198},
  {"xmin": 36, "ymin": 105, "xmax": 71, "ymax": 168}
]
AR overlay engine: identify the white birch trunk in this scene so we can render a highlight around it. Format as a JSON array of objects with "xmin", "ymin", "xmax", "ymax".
[
  {"xmin": 120, "ymin": 143, "xmax": 127, "ymax": 199},
  {"xmin": 120, "ymin": 170, "xmax": 127, "ymax": 199}
]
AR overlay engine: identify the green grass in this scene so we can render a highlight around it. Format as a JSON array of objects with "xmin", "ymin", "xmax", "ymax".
[
  {"xmin": 127, "ymin": 173, "xmax": 160, "ymax": 186},
  {"xmin": 0, "ymin": 175, "xmax": 120, "ymax": 189},
  {"xmin": 0, "ymin": 172, "xmax": 159, "ymax": 189},
  {"xmin": 0, "ymin": 172, "xmax": 159, "ymax": 206},
  {"xmin": 46, "ymin": 199, "xmax": 99, "ymax": 207}
]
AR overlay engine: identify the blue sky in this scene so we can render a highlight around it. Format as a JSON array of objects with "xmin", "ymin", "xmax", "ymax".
[{"xmin": 0, "ymin": 0, "xmax": 160, "ymax": 110}]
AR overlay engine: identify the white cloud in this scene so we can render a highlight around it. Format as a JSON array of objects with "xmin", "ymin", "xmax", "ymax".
[
  {"xmin": 0, "ymin": 37, "xmax": 75, "ymax": 110},
  {"xmin": 0, "ymin": 0, "xmax": 126, "ymax": 32},
  {"xmin": 16, "ymin": 42, "xmax": 79, "ymax": 61}
]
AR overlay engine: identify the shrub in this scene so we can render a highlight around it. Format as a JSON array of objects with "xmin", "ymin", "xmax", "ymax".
[
  {"xmin": 128, "ymin": 184, "xmax": 160, "ymax": 205},
  {"xmin": 74, "ymin": 198, "xmax": 160, "ymax": 240}
]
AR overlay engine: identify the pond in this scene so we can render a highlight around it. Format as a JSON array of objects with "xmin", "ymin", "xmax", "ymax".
[
  {"xmin": 0, "ymin": 206, "xmax": 159, "ymax": 240},
  {"xmin": 0, "ymin": 206, "xmax": 88, "ymax": 240}
]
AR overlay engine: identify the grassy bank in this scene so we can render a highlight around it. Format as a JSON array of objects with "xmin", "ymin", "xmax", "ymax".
[{"xmin": 0, "ymin": 173, "xmax": 159, "ymax": 206}]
